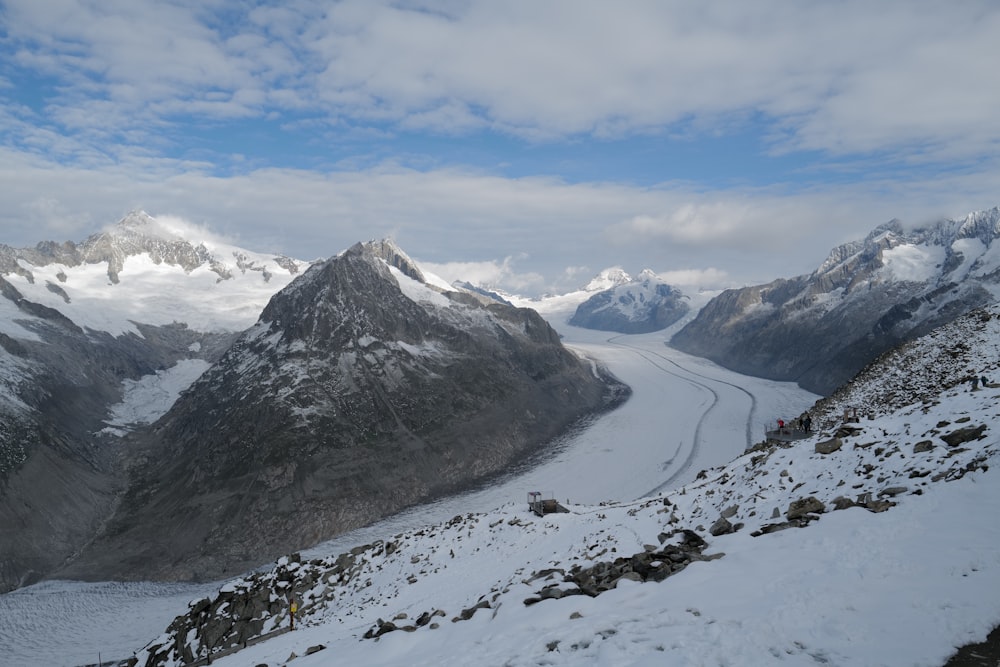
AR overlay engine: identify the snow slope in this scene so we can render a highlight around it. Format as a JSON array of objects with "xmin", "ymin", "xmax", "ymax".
[
  {"xmin": 139, "ymin": 305, "xmax": 1000, "ymax": 667},
  {"xmin": 5, "ymin": 242, "xmax": 306, "ymax": 338}
]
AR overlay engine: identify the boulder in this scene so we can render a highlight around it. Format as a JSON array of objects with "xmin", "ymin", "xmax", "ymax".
[
  {"xmin": 709, "ymin": 516, "xmax": 734, "ymax": 536},
  {"xmin": 941, "ymin": 424, "xmax": 987, "ymax": 447},
  {"xmin": 786, "ymin": 496, "xmax": 825, "ymax": 520},
  {"xmin": 815, "ymin": 437, "xmax": 843, "ymax": 455},
  {"xmin": 831, "ymin": 496, "xmax": 856, "ymax": 511}
]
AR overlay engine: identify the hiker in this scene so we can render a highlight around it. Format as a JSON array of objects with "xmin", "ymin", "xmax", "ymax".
[
  {"xmin": 777, "ymin": 418, "xmax": 785, "ymax": 430},
  {"xmin": 972, "ymin": 376, "xmax": 980, "ymax": 391},
  {"xmin": 804, "ymin": 414, "xmax": 812, "ymax": 432},
  {"xmin": 982, "ymin": 375, "xmax": 990, "ymax": 387}
]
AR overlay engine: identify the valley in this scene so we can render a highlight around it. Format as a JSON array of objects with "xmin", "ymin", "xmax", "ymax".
[{"xmin": 0, "ymin": 322, "xmax": 817, "ymax": 666}]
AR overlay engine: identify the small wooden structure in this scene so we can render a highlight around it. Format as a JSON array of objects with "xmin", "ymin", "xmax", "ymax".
[
  {"xmin": 528, "ymin": 491, "xmax": 569, "ymax": 516},
  {"xmin": 764, "ymin": 425, "xmax": 812, "ymax": 442}
]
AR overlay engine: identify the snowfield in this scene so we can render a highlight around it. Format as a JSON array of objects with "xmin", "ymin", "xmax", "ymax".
[{"xmin": 1, "ymin": 305, "xmax": 999, "ymax": 667}]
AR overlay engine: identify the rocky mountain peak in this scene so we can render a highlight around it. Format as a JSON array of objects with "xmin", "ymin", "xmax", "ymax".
[
  {"xmin": 350, "ymin": 238, "xmax": 427, "ymax": 284},
  {"xmin": 584, "ymin": 267, "xmax": 632, "ymax": 292},
  {"xmin": 55, "ymin": 238, "xmax": 622, "ymax": 583},
  {"xmin": 956, "ymin": 205, "xmax": 1000, "ymax": 247},
  {"xmin": 636, "ymin": 268, "xmax": 658, "ymax": 283},
  {"xmin": 570, "ymin": 270, "xmax": 689, "ymax": 334},
  {"xmin": 671, "ymin": 205, "xmax": 1000, "ymax": 395}
]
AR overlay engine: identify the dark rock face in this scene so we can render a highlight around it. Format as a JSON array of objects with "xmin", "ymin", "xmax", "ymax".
[
  {"xmin": 60, "ymin": 241, "xmax": 623, "ymax": 583},
  {"xmin": 569, "ymin": 271, "xmax": 689, "ymax": 334},
  {"xmin": 522, "ymin": 529, "xmax": 722, "ymax": 605},
  {"xmin": 671, "ymin": 208, "xmax": 1000, "ymax": 394},
  {"xmin": 0, "ymin": 274, "xmax": 234, "ymax": 593}
]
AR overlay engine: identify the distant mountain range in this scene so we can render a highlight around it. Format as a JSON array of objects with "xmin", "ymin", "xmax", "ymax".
[
  {"xmin": 0, "ymin": 215, "xmax": 621, "ymax": 590},
  {"xmin": 671, "ymin": 207, "xmax": 1000, "ymax": 394},
  {"xmin": 3, "ymin": 205, "xmax": 999, "ymax": 593}
]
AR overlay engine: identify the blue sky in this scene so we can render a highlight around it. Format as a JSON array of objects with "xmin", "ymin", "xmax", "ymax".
[{"xmin": 2, "ymin": 0, "xmax": 999, "ymax": 295}]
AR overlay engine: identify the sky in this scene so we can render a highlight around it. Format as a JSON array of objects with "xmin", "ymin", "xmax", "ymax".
[{"xmin": 2, "ymin": 0, "xmax": 999, "ymax": 295}]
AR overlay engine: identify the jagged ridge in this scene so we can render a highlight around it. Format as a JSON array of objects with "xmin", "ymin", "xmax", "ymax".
[{"xmin": 670, "ymin": 207, "xmax": 1000, "ymax": 394}]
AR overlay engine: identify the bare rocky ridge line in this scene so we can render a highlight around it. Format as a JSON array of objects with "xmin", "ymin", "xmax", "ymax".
[{"xmin": 670, "ymin": 207, "xmax": 1000, "ymax": 395}]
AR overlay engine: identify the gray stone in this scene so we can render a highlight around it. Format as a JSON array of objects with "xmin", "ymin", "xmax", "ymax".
[
  {"xmin": 831, "ymin": 496, "xmax": 856, "ymax": 511},
  {"xmin": 941, "ymin": 424, "xmax": 987, "ymax": 447},
  {"xmin": 786, "ymin": 496, "xmax": 825, "ymax": 520},
  {"xmin": 815, "ymin": 437, "xmax": 843, "ymax": 455},
  {"xmin": 709, "ymin": 516, "xmax": 734, "ymax": 536},
  {"xmin": 865, "ymin": 499, "xmax": 895, "ymax": 513}
]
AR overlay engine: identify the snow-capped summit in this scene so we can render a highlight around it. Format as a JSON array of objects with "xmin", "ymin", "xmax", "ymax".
[
  {"xmin": 569, "ymin": 269, "xmax": 690, "ymax": 334},
  {"xmin": 1, "ymin": 211, "xmax": 308, "ymax": 337},
  {"xmin": 583, "ymin": 267, "xmax": 632, "ymax": 292}
]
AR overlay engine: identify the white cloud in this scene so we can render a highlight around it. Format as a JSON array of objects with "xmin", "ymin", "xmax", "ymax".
[
  {"xmin": 419, "ymin": 256, "xmax": 545, "ymax": 294},
  {"xmin": 656, "ymin": 267, "xmax": 731, "ymax": 291},
  {"xmin": 1, "ymin": 0, "xmax": 998, "ymax": 296},
  {"xmin": 4, "ymin": 0, "xmax": 999, "ymax": 162},
  {"xmin": 1, "ymin": 148, "xmax": 995, "ymax": 296}
]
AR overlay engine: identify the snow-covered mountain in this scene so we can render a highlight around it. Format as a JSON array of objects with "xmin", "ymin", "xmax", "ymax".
[
  {"xmin": 131, "ymin": 303, "xmax": 1000, "ymax": 667},
  {"xmin": 0, "ymin": 212, "xmax": 308, "ymax": 593},
  {"xmin": 569, "ymin": 268, "xmax": 690, "ymax": 334},
  {"xmin": 0, "ymin": 210, "xmax": 307, "ymax": 337},
  {"xmin": 54, "ymin": 239, "xmax": 623, "ymax": 584},
  {"xmin": 671, "ymin": 206, "xmax": 1000, "ymax": 394},
  {"xmin": 0, "ymin": 215, "xmax": 620, "ymax": 593},
  {"xmin": 582, "ymin": 267, "xmax": 632, "ymax": 292}
]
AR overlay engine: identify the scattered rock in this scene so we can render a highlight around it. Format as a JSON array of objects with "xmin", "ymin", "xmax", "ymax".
[
  {"xmin": 913, "ymin": 440, "xmax": 935, "ymax": 453},
  {"xmin": 786, "ymin": 496, "xmax": 825, "ymax": 520},
  {"xmin": 941, "ymin": 425, "xmax": 987, "ymax": 447},
  {"xmin": 865, "ymin": 499, "xmax": 895, "ymax": 513},
  {"xmin": 831, "ymin": 496, "xmax": 856, "ymax": 510},
  {"xmin": 710, "ymin": 516, "xmax": 734, "ymax": 536},
  {"xmin": 454, "ymin": 599, "xmax": 491, "ymax": 621},
  {"xmin": 815, "ymin": 437, "xmax": 843, "ymax": 455}
]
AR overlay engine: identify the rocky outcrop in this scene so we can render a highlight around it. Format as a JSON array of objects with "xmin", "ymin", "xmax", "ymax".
[
  {"xmin": 670, "ymin": 207, "xmax": 1000, "ymax": 394},
  {"xmin": 134, "ymin": 548, "xmax": 369, "ymax": 666},
  {"xmin": 0, "ymin": 276, "xmax": 236, "ymax": 593},
  {"xmin": 518, "ymin": 529, "xmax": 722, "ymax": 608}
]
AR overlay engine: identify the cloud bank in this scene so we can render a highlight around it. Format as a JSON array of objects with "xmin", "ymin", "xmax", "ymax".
[{"xmin": 1, "ymin": 1, "xmax": 998, "ymax": 295}]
